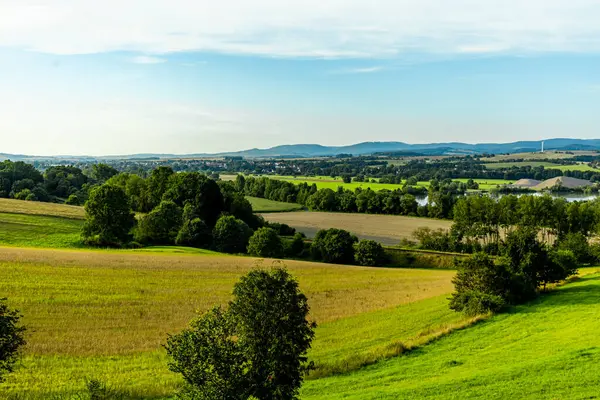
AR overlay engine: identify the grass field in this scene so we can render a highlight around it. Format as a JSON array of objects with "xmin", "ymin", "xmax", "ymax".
[
  {"xmin": 484, "ymin": 161, "xmax": 598, "ymax": 172},
  {"xmin": 0, "ymin": 212, "xmax": 83, "ymax": 248},
  {"xmin": 246, "ymin": 196, "xmax": 304, "ymax": 213},
  {"xmin": 0, "ymin": 247, "xmax": 455, "ymax": 398},
  {"xmin": 262, "ymin": 212, "xmax": 452, "ymax": 246},
  {"xmin": 0, "ymin": 198, "xmax": 84, "ymax": 219},
  {"xmin": 301, "ymin": 272, "xmax": 600, "ymax": 399}
]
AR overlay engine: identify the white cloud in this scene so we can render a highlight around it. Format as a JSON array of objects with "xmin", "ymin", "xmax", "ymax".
[
  {"xmin": 131, "ymin": 55, "xmax": 166, "ymax": 64},
  {"xmin": 2, "ymin": 1, "xmax": 600, "ymax": 58},
  {"xmin": 332, "ymin": 66, "xmax": 384, "ymax": 74}
]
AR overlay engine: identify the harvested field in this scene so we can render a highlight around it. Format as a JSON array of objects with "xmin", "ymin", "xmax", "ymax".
[
  {"xmin": 262, "ymin": 212, "xmax": 452, "ymax": 246},
  {"xmin": 0, "ymin": 198, "xmax": 84, "ymax": 219}
]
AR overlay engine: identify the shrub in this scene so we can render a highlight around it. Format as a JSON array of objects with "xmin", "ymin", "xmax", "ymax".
[
  {"xmin": 284, "ymin": 233, "xmax": 306, "ymax": 258},
  {"xmin": 213, "ymin": 215, "xmax": 253, "ymax": 254},
  {"xmin": 555, "ymin": 233, "xmax": 592, "ymax": 264},
  {"xmin": 65, "ymin": 194, "xmax": 80, "ymax": 206},
  {"xmin": 13, "ymin": 189, "xmax": 35, "ymax": 201},
  {"xmin": 311, "ymin": 228, "xmax": 358, "ymax": 264},
  {"xmin": 264, "ymin": 222, "xmax": 296, "ymax": 236},
  {"xmin": 176, "ymin": 218, "xmax": 212, "ymax": 248},
  {"xmin": 412, "ymin": 227, "xmax": 456, "ymax": 252},
  {"xmin": 0, "ymin": 299, "xmax": 26, "ymax": 382},
  {"xmin": 135, "ymin": 201, "xmax": 183, "ymax": 245},
  {"xmin": 166, "ymin": 268, "xmax": 316, "ymax": 399},
  {"xmin": 82, "ymin": 184, "xmax": 136, "ymax": 247},
  {"xmin": 355, "ymin": 240, "xmax": 387, "ymax": 267},
  {"xmin": 449, "ymin": 253, "xmax": 512, "ymax": 315},
  {"xmin": 247, "ymin": 227, "xmax": 284, "ymax": 258}
]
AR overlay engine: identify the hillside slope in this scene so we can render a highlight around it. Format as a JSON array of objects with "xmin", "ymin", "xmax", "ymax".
[{"xmin": 301, "ymin": 273, "xmax": 600, "ymax": 399}]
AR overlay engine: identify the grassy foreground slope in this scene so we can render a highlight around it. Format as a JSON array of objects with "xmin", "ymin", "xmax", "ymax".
[
  {"xmin": 302, "ymin": 273, "xmax": 600, "ymax": 400},
  {"xmin": 0, "ymin": 247, "xmax": 455, "ymax": 397}
]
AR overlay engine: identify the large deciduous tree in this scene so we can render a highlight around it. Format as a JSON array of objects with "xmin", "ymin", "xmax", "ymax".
[
  {"xmin": 166, "ymin": 268, "xmax": 316, "ymax": 400},
  {"xmin": 82, "ymin": 184, "xmax": 136, "ymax": 247}
]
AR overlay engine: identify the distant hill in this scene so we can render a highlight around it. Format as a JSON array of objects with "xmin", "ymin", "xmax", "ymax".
[{"xmin": 2, "ymin": 138, "xmax": 600, "ymax": 161}]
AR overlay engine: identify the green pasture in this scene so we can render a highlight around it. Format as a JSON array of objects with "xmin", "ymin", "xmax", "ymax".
[
  {"xmin": 0, "ymin": 212, "xmax": 83, "ymax": 248},
  {"xmin": 301, "ymin": 272, "xmax": 600, "ymax": 399},
  {"xmin": 246, "ymin": 196, "xmax": 304, "ymax": 213}
]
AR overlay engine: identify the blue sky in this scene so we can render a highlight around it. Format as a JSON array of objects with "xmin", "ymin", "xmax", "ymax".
[{"xmin": 1, "ymin": 0, "xmax": 600, "ymax": 155}]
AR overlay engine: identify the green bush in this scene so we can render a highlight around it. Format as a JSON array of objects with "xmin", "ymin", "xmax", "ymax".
[
  {"xmin": 135, "ymin": 201, "xmax": 183, "ymax": 245},
  {"xmin": 65, "ymin": 194, "xmax": 80, "ymax": 206},
  {"xmin": 176, "ymin": 218, "xmax": 212, "ymax": 248},
  {"xmin": 449, "ymin": 253, "xmax": 512, "ymax": 315},
  {"xmin": 555, "ymin": 233, "xmax": 592, "ymax": 264},
  {"xmin": 212, "ymin": 215, "xmax": 253, "ymax": 254},
  {"xmin": 247, "ymin": 227, "xmax": 284, "ymax": 258},
  {"xmin": 284, "ymin": 233, "xmax": 306, "ymax": 258},
  {"xmin": 311, "ymin": 228, "xmax": 358, "ymax": 264},
  {"xmin": 355, "ymin": 240, "xmax": 388, "ymax": 267}
]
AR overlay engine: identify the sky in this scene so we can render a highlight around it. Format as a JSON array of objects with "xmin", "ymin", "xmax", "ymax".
[{"xmin": 1, "ymin": 0, "xmax": 600, "ymax": 156}]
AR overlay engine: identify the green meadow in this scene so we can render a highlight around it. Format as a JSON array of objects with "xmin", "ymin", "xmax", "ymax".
[
  {"xmin": 246, "ymin": 196, "xmax": 304, "ymax": 213},
  {"xmin": 301, "ymin": 271, "xmax": 600, "ymax": 399}
]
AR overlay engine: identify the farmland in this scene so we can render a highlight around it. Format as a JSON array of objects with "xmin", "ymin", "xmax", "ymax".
[
  {"xmin": 262, "ymin": 211, "xmax": 452, "ymax": 245},
  {"xmin": 267, "ymin": 176, "xmax": 512, "ymax": 192},
  {"xmin": 0, "ymin": 247, "xmax": 455, "ymax": 398},
  {"xmin": 484, "ymin": 161, "xmax": 598, "ymax": 172}
]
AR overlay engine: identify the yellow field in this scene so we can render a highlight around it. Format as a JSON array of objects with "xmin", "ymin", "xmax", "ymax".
[
  {"xmin": 262, "ymin": 212, "xmax": 452, "ymax": 245},
  {"xmin": 0, "ymin": 198, "xmax": 85, "ymax": 219},
  {"xmin": 0, "ymin": 247, "xmax": 455, "ymax": 397}
]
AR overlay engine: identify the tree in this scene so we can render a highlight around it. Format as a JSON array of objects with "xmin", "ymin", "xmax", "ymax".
[
  {"xmin": 355, "ymin": 240, "xmax": 387, "ymax": 267},
  {"xmin": 163, "ymin": 173, "xmax": 225, "ymax": 228},
  {"xmin": 166, "ymin": 268, "xmax": 316, "ymax": 400},
  {"xmin": 82, "ymin": 185, "xmax": 136, "ymax": 247},
  {"xmin": 136, "ymin": 201, "xmax": 183, "ymax": 245},
  {"xmin": 90, "ymin": 163, "xmax": 118, "ymax": 183},
  {"xmin": 229, "ymin": 269, "xmax": 316, "ymax": 400},
  {"xmin": 539, "ymin": 249, "xmax": 578, "ymax": 291},
  {"xmin": 176, "ymin": 218, "xmax": 212, "ymax": 249},
  {"xmin": 165, "ymin": 307, "xmax": 247, "ymax": 399},
  {"xmin": 311, "ymin": 228, "xmax": 358, "ymax": 264},
  {"xmin": 555, "ymin": 232, "xmax": 592, "ymax": 264},
  {"xmin": 285, "ymin": 233, "xmax": 306, "ymax": 258},
  {"xmin": 146, "ymin": 166, "xmax": 175, "ymax": 211},
  {"xmin": 0, "ymin": 299, "xmax": 26, "ymax": 382},
  {"xmin": 247, "ymin": 227, "xmax": 284, "ymax": 258},
  {"xmin": 449, "ymin": 253, "xmax": 511, "ymax": 315},
  {"xmin": 212, "ymin": 215, "xmax": 253, "ymax": 254}
]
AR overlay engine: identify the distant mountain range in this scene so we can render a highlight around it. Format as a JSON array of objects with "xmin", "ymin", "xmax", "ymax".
[{"xmin": 2, "ymin": 138, "xmax": 600, "ymax": 161}]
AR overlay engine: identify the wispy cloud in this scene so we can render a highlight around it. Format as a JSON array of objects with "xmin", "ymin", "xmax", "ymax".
[
  {"xmin": 131, "ymin": 56, "xmax": 166, "ymax": 64},
  {"xmin": 331, "ymin": 66, "xmax": 384, "ymax": 74},
  {"xmin": 2, "ymin": 1, "xmax": 600, "ymax": 58}
]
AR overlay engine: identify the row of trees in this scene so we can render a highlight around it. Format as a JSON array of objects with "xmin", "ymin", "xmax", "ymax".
[
  {"xmin": 416, "ymin": 194, "xmax": 600, "ymax": 259},
  {"xmin": 239, "ymin": 175, "xmax": 466, "ymax": 219},
  {"xmin": 0, "ymin": 160, "xmax": 118, "ymax": 204}
]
